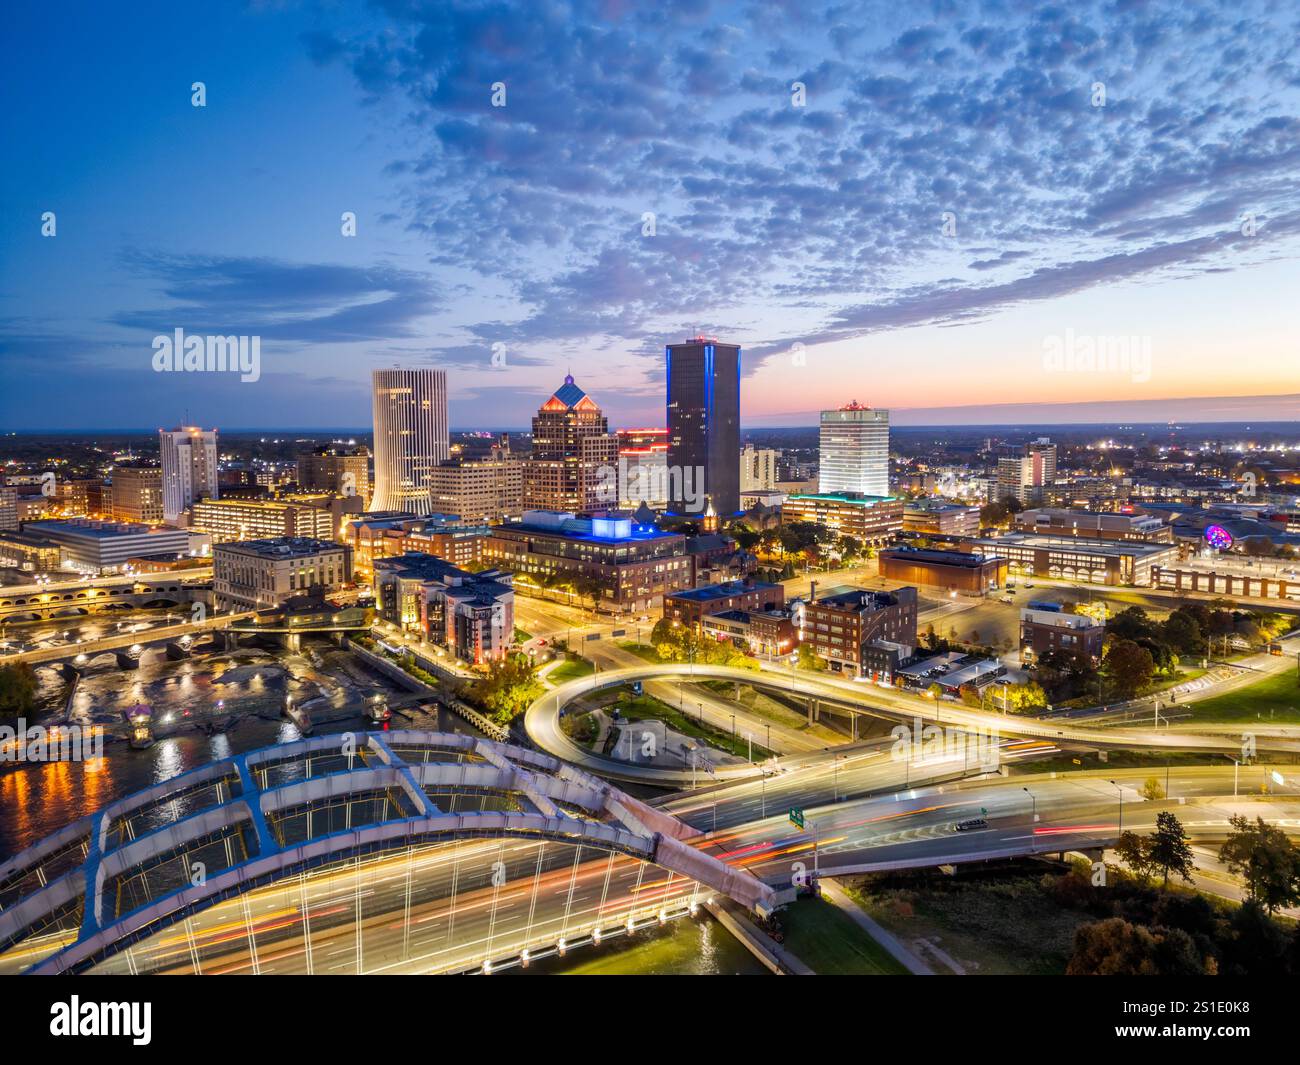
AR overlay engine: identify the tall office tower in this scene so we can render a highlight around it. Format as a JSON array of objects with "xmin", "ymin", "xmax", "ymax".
[
  {"xmin": 739, "ymin": 445, "xmax": 780, "ymax": 492},
  {"xmin": 297, "ymin": 444, "xmax": 372, "ymax": 503},
  {"xmin": 818, "ymin": 401, "xmax": 890, "ymax": 497},
  {"xmin": 666, "ymin": 336, "xmax": 740, "ymax": 515},
  {"xmin": 996, "ymin": 437, "xmax": 1057, "ymax": 505},
  {"xmin": 523, "ymin": 374, "xmax": 618, "ymax": 513},
  {"xmin": 370, "ymin": 368, "xmax": 449, "ymax": 513},
  {"xmin": 159, "ymin": 427, "xmax": 219, "ymax": 524}
]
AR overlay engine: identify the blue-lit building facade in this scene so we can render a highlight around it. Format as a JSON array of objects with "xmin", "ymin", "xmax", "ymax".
[
  {"xmin": 666, "ymin": 337, "xmax": 741, "ymax": 517},
  {"xmin": 484, "ymin": 510, "xmax": 691, "ymax": 615}
]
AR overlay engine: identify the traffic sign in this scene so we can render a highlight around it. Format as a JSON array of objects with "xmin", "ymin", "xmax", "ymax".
[
  {"xmin": 788, "ymin": 807, "xmax": 805, "ymax": 830},
  {"xmin": 611, "ymin": 629, "xmax": 626, "ymax": 637},
  {"xmin": 585, "ymin": 633, "xmax": 601, "ymax": 641}
]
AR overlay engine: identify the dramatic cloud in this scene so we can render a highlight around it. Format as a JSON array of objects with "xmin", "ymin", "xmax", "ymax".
[
  {"xmin": 310, "ymin": 0, "xmax": 1300, "ymax": 370},
  {"xmin": 111, "ymin": 252, "xmax": 441, "ymax": 344}
]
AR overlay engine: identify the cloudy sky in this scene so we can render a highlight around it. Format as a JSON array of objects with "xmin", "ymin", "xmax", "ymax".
[{"xmin": 3, "ymin": 0, "xmax": 1299, "ymax": 430}]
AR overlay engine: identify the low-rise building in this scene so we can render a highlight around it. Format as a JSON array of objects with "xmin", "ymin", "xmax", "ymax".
[
  {"xmin": 372, "ymin": 553, "xmax": 514, "ymax": 665},
  {"xmin": 213, "ymin": 537, "xmax": 352, "ymax": 611},
  {"xmin": 484, "ymin": 510, "xmax": 690, "ymax": 615},
  {"xmin": 663, "ymin": 578, "xmax": 785, "ymax": 629},
  {"xmin": 1013, "ymin": 508, "xmax": 1172, "ymax": 542},
  {"xmin": 21, "ymin": 519, "xmax": 191, "ymax": 575},
  {"xmin": 701, "ymin": 607, "xmax": 798, "ymax": 659},
  {"xmin": 903, "ymin": 501, "xmax": 981, "ymax": 537},
  {"xmin": 1020, "ymin": 604, "xmax": 1105, "ymax": 664},
  {"xmin": 189, "ymin": 498, "xmax": 335, "ymax": 544},
  {"xmin": 879, "ymin": 546, "xmax": 1008, "ymax": 595},
  {"xmin": 0, "ymin": 530, "xmax": 64, "ymax": 574},
  {"xmin": 962, "ymin": 533, "xmax": 1177, "ymax": 587},
  {"xmin": 782, "ymin": 492, "xmax": 903, "ymax": 546},
  {"xmin": 794, "ymin": 584, "xmax": 918, "ymax": 677},
  {"xmin": 345, "ymin": 513, "xmax": 490, "ymax": 575}
]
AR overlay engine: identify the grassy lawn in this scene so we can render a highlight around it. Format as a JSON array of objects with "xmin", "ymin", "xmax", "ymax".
[
  {"xmin": 841, "ymin": 872, "xmax": 1096, "ymax": 975},
  {"xmin": 548, "ymin": 656, "xmax": 595, "ymax": 684},
  {"xmin": 1184, "ymin": 668, "xmax": 1300, "ymax": 724},
  {"xmin": 1016, "ymin": 750, "xmax": 1228, "ymax": 776},
  {"xmin": 513, "ymin": 627, "xmax": 532, "ymax": 642},
  {"xmin": 775, "ymin": 896, "xmax": 908, "ymax": 975},
  {"xmin": 619, "ymin": 645, "xmax": 842, "ymax": 744},
  {"xmin": 619, "ymin": 641, "xmax": 665, "ymax": 662},
  {"xmin": 613, "ymin": 691, "xmax": 774, "ymax": 761}
]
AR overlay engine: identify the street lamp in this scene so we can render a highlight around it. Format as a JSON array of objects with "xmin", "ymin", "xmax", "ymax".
[
  {"xmin": 1023, "ymin": 785, "xmax": 1038, "ymax": 823},
  {"xmin": 1108, "ymin": 779, "xmax": 1123, "ymax": 835}
]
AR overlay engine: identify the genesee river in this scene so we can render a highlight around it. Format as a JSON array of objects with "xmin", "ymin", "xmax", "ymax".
[{"xmin": 1, "ymin": 635, "xmax": 452, "ymax": 861}]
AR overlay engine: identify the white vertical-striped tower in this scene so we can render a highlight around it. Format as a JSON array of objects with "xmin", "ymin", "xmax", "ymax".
[
  {"xmin": 370, "ymin": 368, "xmax": 449, "ymax": 513},
  {"xmin": 159, "ymin": 426, "xmax": 219, "ymax": 524},
  {"xmin": 818, "ymin": 401, "xmax": 890, "ymax": 497}
]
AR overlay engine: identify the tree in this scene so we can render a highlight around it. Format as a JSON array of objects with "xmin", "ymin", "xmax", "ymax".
[
  {"xmin": 796, "ymin": 643, "xmax": 827, "ymax": 672},
  {"xmin": 0, "ymin": 663, "xmax": 37, "ymax": 719},
  {"xmin": 1148, "ymin": 811, "xmax": 1195, "ymax": 889},
  {"xmin": 1161, "ymin": 611, "xmax": 1205, "ymax": 657},
  {"xmin": 1101, "ymin": 639, "xmax": 1155, "ymax": 699},
  {"xmin": 1114, "ymin": 831, "xmax": 1156, "ymax": 884},
  {"xmin": 1139, "ymin": 776, "xmax": 1165, "ymax": 801},
  {"xmin": 1218, "ymin": 815, "xmax": 1300, "ymax": 913},
  {"xmin": 466, "ymin": 654, "xmax": 543, "ymax": 724},
  {"xmin": 1066, "ymin": 918, "xmax": 1203, "ymax": 975},
  {"xmin": 1108, "ymin": 605, "xmax": 1158, "ymax": 643},
  {"xmin": 1034, "ymin": 647, "xmax": 1098, "ymax": 702}
]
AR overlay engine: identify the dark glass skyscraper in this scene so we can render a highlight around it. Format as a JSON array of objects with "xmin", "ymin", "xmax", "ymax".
[{"xmin": 666, "ymin": 336, "xmax": 740, "ymax": 515}]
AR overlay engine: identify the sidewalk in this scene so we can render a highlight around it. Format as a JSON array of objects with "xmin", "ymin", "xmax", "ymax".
[{"xmin": 820, "ymin": 879, "xmax": 935, "ymax": 975}]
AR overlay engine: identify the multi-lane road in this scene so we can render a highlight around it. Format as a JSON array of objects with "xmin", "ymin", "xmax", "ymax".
[{"xmin": 33, "ymin": 763, "xmax": 1296, "ymax": 976}]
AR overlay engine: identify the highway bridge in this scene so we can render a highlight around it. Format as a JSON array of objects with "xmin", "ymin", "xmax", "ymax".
[
  {"xmin": 0, "ymin": 731, "xmax": 774, "ymax": 975},
  {"xmin": 4, "ymin": 718, "xmax": 1298, "ymax": 976},
  {"xmin": 526, "ymin": 661, "xmax": 1300, "ymax": 786}
]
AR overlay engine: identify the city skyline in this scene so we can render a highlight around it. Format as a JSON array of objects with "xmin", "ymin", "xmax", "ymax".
[{"xmin": 4, "ymin": 1, "xmax": 1299, "ymax": 431}]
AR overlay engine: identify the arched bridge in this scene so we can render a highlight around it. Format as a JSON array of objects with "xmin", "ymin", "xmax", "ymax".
[
  {"xmin": 0, "ymin": 731, "xmax": 773, "ymax": 975},
  {"xmin": 0, "ymin": 573, "xmax": 211, "ymax": 623}
]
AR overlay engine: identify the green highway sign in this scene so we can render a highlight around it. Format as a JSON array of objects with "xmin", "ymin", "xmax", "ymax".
[{"xmin": 789, "ymin": 807, "xmax": 805, "ymax": 830}]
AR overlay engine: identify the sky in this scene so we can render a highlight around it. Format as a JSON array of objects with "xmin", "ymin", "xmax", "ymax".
[{"xmin": 2, "ymin": 0, "xmax": 1299, "ymax": 431}]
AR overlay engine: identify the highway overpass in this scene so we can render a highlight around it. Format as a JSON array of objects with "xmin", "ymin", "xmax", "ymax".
[{"xmin": 0, "ymin": 730, "xmax": 775, "ymax": 975}]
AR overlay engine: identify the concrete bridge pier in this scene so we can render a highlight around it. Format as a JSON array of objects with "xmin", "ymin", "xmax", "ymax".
[
  {"xmin": 218, "ymin": 630, "xmax": 240, "ymax": 652},
  {"xmin": 280, "ymin": 631, "xmax": 301, "ymax": 653},
  {"xmin": 58, "ymin": 662, "xmax": 83, "ymax": 683},
  {"xmin": 112, "ymin": 650, "xmax": 140, "ymax": 670},
  {"xmin": 164, "ymin": 640, "xmax": 193, "ymax": 661}
]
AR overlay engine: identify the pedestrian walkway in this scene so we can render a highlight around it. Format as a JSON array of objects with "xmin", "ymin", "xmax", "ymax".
[{"xmin": 820, "ymin": 878, "xmax": 935, "ymax": 975}]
